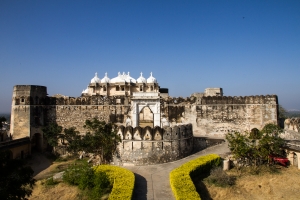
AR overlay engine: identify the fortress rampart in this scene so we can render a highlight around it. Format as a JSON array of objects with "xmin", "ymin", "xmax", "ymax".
[
  {"xmin": 11, "ymin": 85, "xmax": 278, "ymax": 140},
  {"xmin": 10, "ymin": 84, "xmax": 278, "ymax": 165},
  {"xmin": 115, "ymin": 124, "xmax": 196, "ymax": 165}
]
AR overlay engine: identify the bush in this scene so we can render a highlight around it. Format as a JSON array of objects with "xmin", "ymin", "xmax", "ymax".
[
  {"xmin": 204, "ymin": 167, "xmax": 236, "ymax": 187},
  {"xmin": 44, "ymin": 177, "xmax": 59, "ymax": 186},
  {"xmin": 63, "ymin": 164, "xmax": 134, "ymax": 200},
  {"xmin": 63, "ymin": 162, "xmax": 111, "ymax": 199},
  {"xmin": 170, "ymin": 154, "xmax": 221, "ymax": 200},
  {"xmin": 93, "ymin": 165, "xmax": 135, "ymax": 200}
]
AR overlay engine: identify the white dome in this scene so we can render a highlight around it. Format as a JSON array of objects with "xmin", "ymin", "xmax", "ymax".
[
  {"xmin": 137, "ymin": 72, "xmax": 147, "ymax": 83},
  {"xmin": 147, "ymin": 72, "xmax": 157, "ymax": 83},
  {"xmin": 101, "ymin": 72, "xmax": 110, "ymax": 83},
  {"xmin": 124, "ymin": 72, "xmax": 136, "ymax": 83},
  {"xmin": 91, "ymin": 72, "xmax": 101, "ymax": 83},
  {"xmin": 82, "ymin": 85, "xmax": 89, "ymax": 94},
  {"xmin": 110, "ymin": 72, "xmax": 136, "ymax": 83},
  {"xmin": 110, "ymin": 72, "xmax": 125, "ymax": 83}
]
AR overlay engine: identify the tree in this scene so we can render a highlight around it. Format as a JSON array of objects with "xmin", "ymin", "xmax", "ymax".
[
  {"xmin": 0, "ymin": 150, "xmax": 36, "ymax": 200},
  {"xmin": 42, "ymin": 123, "xmax": 63, "ymax": 152},
  {"xmin": 42, "ymin": 119, "xmax": 121, "ymax": 164},
  {"xmin": 82, "ymin": 118, "xmax": 121, "ymax": 164},
  {"xmin": 226, "ymin": 123, "xmax": 285, "ymax": 167},
  {"xmin": 63, "ymin": 127, "xmax": 82, "ymax": 154}
]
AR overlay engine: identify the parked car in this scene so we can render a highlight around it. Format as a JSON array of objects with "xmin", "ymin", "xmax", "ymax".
[{"xmin": 269, "ymin": 154, "xmax": 289, "ymax": 166}]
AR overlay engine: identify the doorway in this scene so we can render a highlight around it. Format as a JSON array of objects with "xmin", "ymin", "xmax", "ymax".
[{"xmin": 139, "ymin": 106, "xmax": 154, "ymax": 127}]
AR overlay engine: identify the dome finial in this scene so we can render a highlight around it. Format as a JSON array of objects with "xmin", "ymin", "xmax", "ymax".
[
  {"xmin": 150, "ymin": 72, "xmax": 153, "ymax": 77},
  {"xmin": 105, "ymin": 72, "xmax": 107, "ymax": 77}
]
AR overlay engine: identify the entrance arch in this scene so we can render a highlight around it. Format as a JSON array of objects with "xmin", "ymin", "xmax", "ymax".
[
  {"xmin": 139, "ymin": 106, "xmax": 154, "ymax": 127},
  {"xmin": 131, "ymin": 92, "xmax": 161, "ymax": 128}
]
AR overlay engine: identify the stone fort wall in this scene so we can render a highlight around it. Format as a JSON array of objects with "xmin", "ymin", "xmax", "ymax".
[
  {"xmin": 114, "ymin": 124, "xmax": 195, "ymax": 165},
  {"xmin": 11, "ymin": 85, "xmax": 278, "ymax": 140},
  {"xmin": 161, "ymin": 95, "xmax": 278, "ymax": 137}
]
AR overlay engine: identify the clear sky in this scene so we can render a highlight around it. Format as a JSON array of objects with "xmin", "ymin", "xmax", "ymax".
[{"xmin": 0, "ymin": 0, "xmax": 299, "ymax": 113}]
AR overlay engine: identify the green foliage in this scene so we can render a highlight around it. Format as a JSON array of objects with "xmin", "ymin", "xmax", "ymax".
[
  {"xmin": 44, "ymin": 177, "xmax": 58, "ymax": 186},
  {"xmin": 0, "ymin": 150, "xmax": 36, "ymax": 200},
  {"xmin": 63, "ymin": 162, "xmax": 111, "ymax": 199},
  {"xmin": 63, "ymin": 164, "xmax": 134, "ymax": 200},
  {"xmin": 93, "ymin": 165, "xmax": 135, "ymax": 200},
  {"xmin": 42, "ymin": 123, "xmax": 63, "ymax": 148},
  {"xmin": 170, "ymin": 154, "xmax": 221, "ymax": 200},
  {"xmin": 82, "ymin": 119, "xmax": 121, "ymax": 164},
  {"xmin": 226, "ymin": 131, "xmax": 252, "ymax": 160},
  {"xmin": 249, "ymin": 128, "xmax": 261, "ymax": 139},
  {"xmin": 63, "ymin": 127, "xmax": 82, "ymax": 154},
  {"xmin": 226, "ymin": 123, "xmax": 285, "ymax": 167},
  {"xmin": 204, "ymin": 167, "xmax": 236, "ymax": 187},
  {"xmin": 42, "ymin": 119, "xmax": 121, "ymax": 164}
]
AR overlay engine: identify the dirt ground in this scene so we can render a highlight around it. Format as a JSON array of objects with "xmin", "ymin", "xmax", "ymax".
[
  {"xmin": 29, "ymin": 181, "xmax": 81, "ymax": 200},
  {"xmin": 194, "ymin": 166, "xmax": 300, "ymax": 200},
  {"xmin": 28, "ymin": 152, "xmax": 300, "ymax": 200},
  {"xmin": 28, "ymin": 152, "xmax": 81, "ymax": 200}
]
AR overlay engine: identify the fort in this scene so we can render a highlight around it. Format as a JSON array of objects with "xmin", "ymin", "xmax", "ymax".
[{"xmin": 7, "ymin": 72, "xmax": 279, "ymax": 164}]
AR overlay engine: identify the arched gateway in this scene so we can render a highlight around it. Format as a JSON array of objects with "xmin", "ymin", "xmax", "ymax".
[{"xmin": 131, "ymin": 92, "xmax": 160, "ymax": 127}]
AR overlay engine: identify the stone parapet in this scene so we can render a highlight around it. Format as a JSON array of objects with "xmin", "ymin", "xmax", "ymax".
[{"xmin": 115, "ymin": 124, "xmax": 194, "ymax": 165}]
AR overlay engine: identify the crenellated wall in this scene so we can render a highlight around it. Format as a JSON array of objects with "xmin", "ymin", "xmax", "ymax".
[
  {"xmin": 114, "ymin": 124, "xmax": 195, "ymax": 165},
  {"xmin": 160, "ymin": 95, "xmax": 278, "ymax": 137},
  {"xmin": 10, "ymin": 85, "xmax": 278, "ymax": 162}
]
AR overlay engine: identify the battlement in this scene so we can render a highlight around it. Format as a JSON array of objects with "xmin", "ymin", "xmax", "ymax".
[
  {"xmin": 162, "ymin": 95, "xmax": 278, "ymax": 105},
  {"xmin": 201, "ymin": 95, "xmax": 278, "ymax": 105},
  {"xmin": 115, "ymin": 124, "xmax": 195, "ymax": 165},
  {"xmin": 117, "ymin": 124, "xmax": 193, "ymax": 141},
  {"xmin": 13, "ymin": 85, "xmax": 47, "ymax": 92},
  {"xmin": 12, "ymin": 85, "xmax": 47, "ymax": 105}
]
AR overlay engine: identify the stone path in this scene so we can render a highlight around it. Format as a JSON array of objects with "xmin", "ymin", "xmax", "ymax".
[{"xmin": 123, "ymin": 141, "xmax": 230, "ymax": 200}]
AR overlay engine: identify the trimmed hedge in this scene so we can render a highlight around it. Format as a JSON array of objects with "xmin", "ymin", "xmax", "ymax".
[
  {"xmin": 94, "ymin": 165, "xmax": 135, "ymax": 200},
  {"xmin": 170, "ymin": 154, "xmax": 221, "ymax": 200}
]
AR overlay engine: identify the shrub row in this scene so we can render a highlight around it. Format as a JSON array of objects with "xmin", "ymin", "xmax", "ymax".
[
  {"xmin": 94, "ymin": 165, "xmax": 135, "ymax": 200},
  {"xmin": 170, "ymin": 154, "xmax": 221, "ymax": 200}
]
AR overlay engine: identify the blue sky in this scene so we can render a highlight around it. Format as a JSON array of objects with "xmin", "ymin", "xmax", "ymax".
[{"xmin": 0, "ymin": 0, "xmax": 299, "ymax": 113}]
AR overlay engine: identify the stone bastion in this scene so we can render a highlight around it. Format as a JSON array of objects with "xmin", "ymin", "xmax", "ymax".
[{"xmin": 113, "ymin": 124, "xmax": 222, "ymax": 166}]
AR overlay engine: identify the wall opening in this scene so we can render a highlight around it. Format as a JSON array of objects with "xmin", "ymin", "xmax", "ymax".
[
  {"xmin": 31, "ymin": 133, "xmax": 43, "ymax": 152},
  {"xmin": 139, "ymin": 106, "xmax": 154, "ymax": 128}
]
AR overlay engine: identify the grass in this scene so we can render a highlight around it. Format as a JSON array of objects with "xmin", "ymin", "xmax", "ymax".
[{"xmin": 193, "ymin": 165, "xmax": 300, "ymax": 200}]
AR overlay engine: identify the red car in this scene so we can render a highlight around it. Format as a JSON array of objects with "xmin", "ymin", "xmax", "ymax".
[{"xmin": 269, "ymin": 154, "xmax": 289, "ymax": 166}]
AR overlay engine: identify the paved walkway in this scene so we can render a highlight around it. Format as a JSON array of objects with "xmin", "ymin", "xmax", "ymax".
[{"xmin": 123, "ymin": 142, "xmax": 230, "ymax": 200}]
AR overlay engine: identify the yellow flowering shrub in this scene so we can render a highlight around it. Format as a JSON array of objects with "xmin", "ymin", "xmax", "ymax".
[
  {"xmin": 94, "ymin": 165, "xmax": 135, "ymax": 200},
  {"xmin": 170, "ymin": 154, "xmax": 221, "ymax": 200}
]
